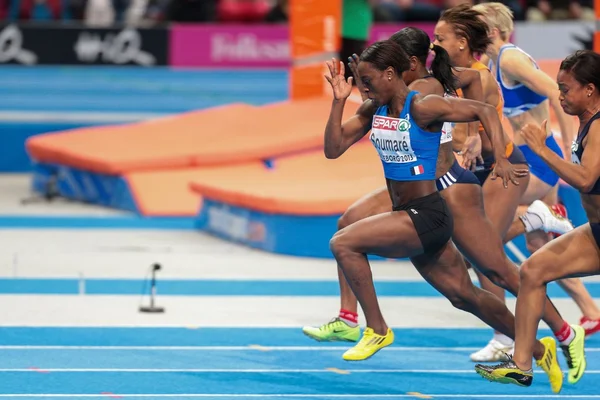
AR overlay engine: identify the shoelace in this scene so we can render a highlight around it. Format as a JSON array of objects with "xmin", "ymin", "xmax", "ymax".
[
  {"xmin": 321, "ymin": 318, "xmax": 344, "ymax": 331},
  {"xmin": 561, "ymin": 345, "xmax": 575, "ymax": 369},
  {"xmin": 496, "ymin": 353, "xmax": 534, "ymax": 374},
  {"xmin": 493, "ymin": 353, "xmax": 517, "ymax": 369},
  {"xmin": 355, "ymin": 330, "xmax": 376, "ymax": 347}
]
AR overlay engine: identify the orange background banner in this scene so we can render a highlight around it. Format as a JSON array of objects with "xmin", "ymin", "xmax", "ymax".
[{"xmin": 289, "ymin": 0, "xmax": 342, "ymax": 99}]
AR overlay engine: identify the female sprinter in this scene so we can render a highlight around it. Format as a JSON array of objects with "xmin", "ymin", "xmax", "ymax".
[
  {"xmin": 475, "ymin": 49, "xmax": 599, "ymax": 390},
  {"xmin": 305, "ymin": 30, "xmax": 568, "ymax": 393},
  {"xmin": 469, "ymin": 1, "xmax": 600, "ymax": 361},
  {"xmin": 323, "ymin": 39, "xmax": 561, "ymax": 390},
  {"xmin": 434, "ymin": 5, "xmax": 581, "ymax": 372}
]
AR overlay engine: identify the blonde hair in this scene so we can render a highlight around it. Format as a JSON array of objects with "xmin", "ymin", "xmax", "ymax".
[{"xmin": 472, "ymin": 2, "xmax": 514, "ymax": 41}]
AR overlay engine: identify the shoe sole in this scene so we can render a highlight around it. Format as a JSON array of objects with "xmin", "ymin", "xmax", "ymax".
[
  {"xmin": 342, "ymin": 343, "xmax": 390, "ymax": 362},
  {"xmin": 302, "ymin": 330, "xmax": 358, "ymax": 343},
  {"xmin": 568, "ymin": 357, "xmax": 587, "ymax": 385},
  {"xmin": 475, "ymin": 367, "xmax": 530, "ymax": 387}
]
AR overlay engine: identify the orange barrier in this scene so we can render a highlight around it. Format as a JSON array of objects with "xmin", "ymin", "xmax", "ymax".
[
  {"xmin": 189, "ymin": 142, "xmax": 384, "ymax": 216},
  {"xmin": 289, "ymin": 0, "xmax": 341, "ymax": 99},
  {"xmin": 26, "ymin": 99, "xmax": 359, "ymax": 175}
]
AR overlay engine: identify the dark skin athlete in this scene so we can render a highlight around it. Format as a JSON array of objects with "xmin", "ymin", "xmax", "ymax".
[
  {"xmin": 316, "ymin": 51, "xmax": 564, "ymax": 359},
  {"xmin": 508, "ymin": 67, "xmax": 600, "ymax": 370},
  {"xmin": 431, "ymin": 18, "xmax": 571, "ymax": 335},
  {"xmin": 323, "ymin": 55, "xmax": 548, "ymax": 360}
]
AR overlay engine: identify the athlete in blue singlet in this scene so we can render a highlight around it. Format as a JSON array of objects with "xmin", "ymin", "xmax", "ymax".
[
  {"xmin": 322, "ymin": 40, "xmax": 562, "ymax": 376},
  {"xmin": 471, "ymin": 2, "xmax": 600, "ymax": 361},
  {"xmin": 305, "ymin": 30, "xmax": 572, "ymax": 375},
  {"xmin": 476, "ymin": 49, "xmax": 599, "ymax": 393}
]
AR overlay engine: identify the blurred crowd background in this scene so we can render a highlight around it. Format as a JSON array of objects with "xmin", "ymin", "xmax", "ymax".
[{"xmin": 1, "ymin": 0, "xmax": 594, "ymax": 27}]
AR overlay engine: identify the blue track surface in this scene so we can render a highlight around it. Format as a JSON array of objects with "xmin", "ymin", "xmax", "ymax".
[
  {"xmin": 2, "ymin": 66, "xmax": 600, "ymax": 400},
  {"xmin": 0, "ymin": 328, "xmax": 598, "ymax": 399}
]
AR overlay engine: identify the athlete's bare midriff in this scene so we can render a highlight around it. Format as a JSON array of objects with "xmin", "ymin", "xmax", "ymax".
[
  {"xmin": 387, "ymin": 180, "xmax": 438, "ymax": 209},
  {"xmin": 582, "ymin": 195, "xmax": 600, "ymax": 224},
  {"xmin": 507, "ymin": 100, "xmax": 552, "ymax": 146}
]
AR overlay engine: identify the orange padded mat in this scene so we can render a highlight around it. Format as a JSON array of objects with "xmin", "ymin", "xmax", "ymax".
[
  {"xmin": 29, "ymin": 59, "xmax": 573, "ymax": 217},
  {"xmin": 188, "ymin": 142, "xmax": 385, "ymax": 216},
  {"xmin": 26, "ymin": 99, "xmax": 360, "ymax": 175},
  {"xmin": 124, "ymin": 160, "xmax": 264, "ymax": 217}
]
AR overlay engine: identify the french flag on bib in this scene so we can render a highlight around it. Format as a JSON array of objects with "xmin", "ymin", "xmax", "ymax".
[{"xmin": 411, "ymin": 165, "xmax": 425, "ymax": 176}]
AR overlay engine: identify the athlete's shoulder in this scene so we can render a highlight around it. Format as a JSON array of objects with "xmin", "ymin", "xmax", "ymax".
[
  {"xmin": 410, "ymin": 92, "xmax": 448, "ymax": 119},
  {"xmin": 412, "ymin": 91, "xmax": 445, "ymax": 105},
  {"xmin": 499, "ymin": 45, "xmax": 536, "ymax": 67},
  {"xmin": 409, "ymin": 77, "xmax": 444, "ymax": 97},
  {"xmin": 471, "ymin": 60, "xmax": 490, "ymax": 72},
  {"xmin": 356, "ymin": 98, "xmax": 377, "ymax": 118}
]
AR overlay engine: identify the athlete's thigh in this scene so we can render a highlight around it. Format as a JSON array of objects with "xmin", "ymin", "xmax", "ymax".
[
  {"xmin": 442, "ymin": 183, "xmax": 509, "ymax": 271},
  {"xmin": 524, "ymin": 224, "xmax": 600, "ymax": 283},
  {"xmin": 334, "ymin": 211, "xmax": 424, "ymax": 259},
  {"xmin": 525, "ymin": 229, "xmax": 552, "ymax": 253},
  {"xmin": 440, "ymin": 183, "xmax": 486, "ymax": 226},
  {"xmin": 540, "ymin": 184, "xmax": 559, "ymax": 206},
  {"xmin": 482, "ymin": 169, "xmax": 529, "ymax": 238},
  {"xmin": 411, "ymin": 240, "xmax": 472, "ymax": 293},
  {"xmin": 343, "ymin": 186, "xmax": 392, "ymax": 224},
  {"xmin": 519, "ymin": 174, "xmax": 556, "ymax": 206}
]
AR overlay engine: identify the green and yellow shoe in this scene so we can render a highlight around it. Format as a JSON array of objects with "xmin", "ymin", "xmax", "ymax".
[
  {"xmin": 302, "ymin": 318, "xmax": 360, "ymax": 342},
  {"xmin": 561, "ymin": 325, "xmax": 587, "ymax": 384}
]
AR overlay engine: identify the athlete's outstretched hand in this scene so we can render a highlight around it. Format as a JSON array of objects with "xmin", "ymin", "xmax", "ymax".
[
  {"xmin": 347, "ymin": 54, "xmax": 368, "ymax": 101},
  {"xmin": 490, "ymin": 158, "xmax": 529, "ymax": 188},
  {"xmin": 325, "ymin": 58, "xmax": 353, "ymax": 100}
]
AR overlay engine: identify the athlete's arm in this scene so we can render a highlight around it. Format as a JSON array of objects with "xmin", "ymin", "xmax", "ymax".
[
  {"xmin": 453, "ymin": 68, "xmax": 484, "ymax": 168},
  {"xmin": 454, "ymin": 67, "xmax": 483, "ymax": 102},
  {"xmin": 348, "ymin": 54, "xmax": 369, "ymax": 102},
  {"xmin": 414, "ymin": 95, "xmax": 506, "ymax": 163},
  {"xmin": 324, "ymin": 59, "xmax": 375, "ymax": 159},
  {"xmin": 500, "ymin": 50, "xmax": 575, "ymax": 155},
  {"xmin": 479, "ymin": 68, "xmax": 500, "ymax": 113},
  {"xmin": 524, "ymin": 120, "xmax": 600, "ymax": 193},
  {"xmin": 454, "ymin": 68, "xmax": 485, "ymax": 133},
  {"xmin": 324, "ymin": 98, "xmax": 375, "ymax": 159},
  {"xmin": 415, "ymin": 95, "xmax": 527, "ymax": 186}
]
